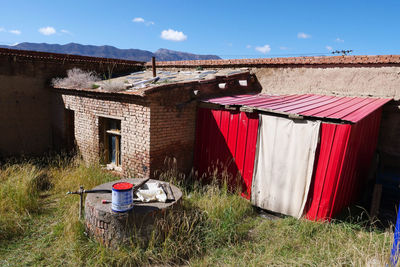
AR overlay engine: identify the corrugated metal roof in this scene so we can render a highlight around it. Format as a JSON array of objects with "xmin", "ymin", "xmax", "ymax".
[{"xmin": 202, "ymin": 94, "xmax": 392, "ymax": 123}]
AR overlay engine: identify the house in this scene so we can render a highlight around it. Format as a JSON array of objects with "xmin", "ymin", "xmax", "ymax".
[
  {"xmin": 1, "ymin": 48, "xmax": 400, "ymax": 220},
  {"xmin": 54, "ymin": 69, "xmax": 260, "ymax": 177}
]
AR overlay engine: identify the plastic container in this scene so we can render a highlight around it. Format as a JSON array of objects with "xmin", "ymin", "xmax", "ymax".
[
  {"xmin": 391, "ymin": 203, "xmax": 400, "ymax": 266},
  {"xmin": 111, "ymin": 182, "xmax": 133, "ymax": 212}
]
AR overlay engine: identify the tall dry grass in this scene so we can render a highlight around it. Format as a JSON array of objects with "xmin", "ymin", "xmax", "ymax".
[
  {"xmin": 0, "ymin": 157, "xmax": 395, "ymax": 266},
  {"xmin": 46, "ymin": 158, "xmax": 255, "ymax": 266},
  {"xmin": 0, "ymin": 163, "xmax": 48, "ymax": 240}
]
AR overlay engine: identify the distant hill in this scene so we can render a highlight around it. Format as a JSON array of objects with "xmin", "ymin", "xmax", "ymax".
[{"xmin": 0, "ymin": 42, "xmax": 221, "ymax": 62}]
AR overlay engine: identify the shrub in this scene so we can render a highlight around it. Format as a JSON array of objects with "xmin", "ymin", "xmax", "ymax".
[
  {"xmin": 52, "ymin": 68, "xmax": 100, "ymax": 89},
  {"xmin": 100, "ymin": 79, "xmax": 128, "ymax": 92}
]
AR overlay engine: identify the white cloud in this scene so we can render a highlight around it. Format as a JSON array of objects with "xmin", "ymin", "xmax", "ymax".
[
  {"xmin": 9, "ymin": 29, "xmax": 21, "ymax": 35},
  {"xmin": 11, "ymin": 42, "xmax": 19, "ymax": 46},
  {"xmin": 246, "ymin": 45, "xmax": 252, "ymax": 49},
  {"xmin": 335, "ymin": 37, "xmax": 344, "ymax": 43},
  {"xmin": 297, "ymin": 32, "xmax": 311, "ymax": 39},
  {"xmin": 39, "ymin": 26, "xmax": 56, "ymax": 35},
  {"xmin": 61, "ymin": 29, "xmax": 72, "ymax": 35},
  {"xmin": 133, "ymin": 17, "xmax": 145, "ymax": 23},
  {"xmin": 160, "ymin": 29, "xmax": 187, "ymax": 42},
  {"xmin": 255, "ymin": 44, "xmax": 271, "ymax": 54},
  {"xmin": 279, "ymin": 46, "xmax": 289, "ymax": 50},
  {"xmin": 132, "ymin": 17, "xmax": 154, "ymax": 26},
  {"xmin": 326, "ymin": 45, "xmax": 333, "ymax": 51}
]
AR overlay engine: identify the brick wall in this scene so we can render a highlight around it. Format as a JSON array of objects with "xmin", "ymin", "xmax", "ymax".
[
  {"xmin": 57, "ymin": 71, "xmax": 259, "ymax": 178},
  {"xmin": 60, "ymin": 88, "xmax": 197, "ymax": 178},
  {"xmin": 149, "ymin": 88, "xmax": 197, "ymax": 176},
  {"xmin": 61, "ymin": 91, "xmax": 151, "ymax": 177}
]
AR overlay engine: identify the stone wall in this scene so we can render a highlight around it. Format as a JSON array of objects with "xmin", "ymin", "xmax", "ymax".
[{"xmin": 0, "ymin": 48, "xmax": 143, "ymax": 158}]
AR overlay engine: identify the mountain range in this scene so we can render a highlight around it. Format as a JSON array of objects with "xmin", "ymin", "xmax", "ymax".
[{"xmin": 0, "ymin": 42, "xmax": 221, "ymax": 62}]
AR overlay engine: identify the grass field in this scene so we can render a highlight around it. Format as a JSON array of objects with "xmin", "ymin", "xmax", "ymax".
[{"xmin": 0, "ymin": 157, "xmax": 395, "ymax": 266}]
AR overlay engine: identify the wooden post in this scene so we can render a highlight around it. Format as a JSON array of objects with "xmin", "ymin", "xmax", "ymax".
[
  {"xmin": 152, "ymin": 56, "xmax": 156, "ymax": 77},
  {"xmin": 370, "ymin": 183, "xmax": 382, "ymax": 219}
]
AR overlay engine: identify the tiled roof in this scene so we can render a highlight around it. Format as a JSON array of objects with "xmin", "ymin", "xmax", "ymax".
[
  {"xmin": 0, "ymin": 48, "xmax": 144, "ymax": 65},
  {"xmin": 146, "ymin": 55, "xmax": 400, "ymax": 67},
  {"xmin": 3, "ymin": 47, "xmax": 399, "ymax": 67}
]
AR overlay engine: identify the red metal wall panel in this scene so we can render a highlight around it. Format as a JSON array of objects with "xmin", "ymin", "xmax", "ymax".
[
  {"xmin": 305, "ymin": 108, "xmax": 383, "ymax": 220},
  {"xmin": 195, "ymin": 106, "xmax": 383, "ymax": 220},
  {"xmin": 194, "ymin": 108, "xmax": 259, "ymax": 198}
]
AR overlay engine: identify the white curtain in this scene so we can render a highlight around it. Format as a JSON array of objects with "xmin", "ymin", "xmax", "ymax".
[{"xmin": 251, "ymin": 114, "xmax": 321, "ymax": 218}]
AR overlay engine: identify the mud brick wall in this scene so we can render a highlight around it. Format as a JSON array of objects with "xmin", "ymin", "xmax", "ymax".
[
  {"xmin": 149, "ymin": 55, "xmax": 400, "ymax": 99},
  {"xmin": 0, "ymin": 48, "xmax": 143, "ymax": 158},
  {"xmin": 61, "ymin": 91, "xmax": 151, "ymax": 177},
  {"xmin": 149, "ymin": 56, "xmax": 400, "ymax": 166}
]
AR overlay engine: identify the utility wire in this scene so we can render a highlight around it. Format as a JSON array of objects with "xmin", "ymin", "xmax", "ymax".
[
  {"xmin": 216, "ymin": 50, "xmax": 354, "ymax": 59},
  {"xmin": 217, "ymin": 52, "xmax": 331, "ymax": 57}
]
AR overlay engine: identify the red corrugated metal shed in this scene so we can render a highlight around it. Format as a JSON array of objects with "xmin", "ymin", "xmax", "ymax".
[
  {"xmin": 195, "ymin": 93, "xmax": 391, "ymax": 220},
  {"xmin": 204, "ymin": 94, "xmax": 391, "ymax": 123}
]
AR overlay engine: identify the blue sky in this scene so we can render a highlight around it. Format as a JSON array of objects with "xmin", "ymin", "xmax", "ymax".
[{"xmin": 1, "ymin": 0, "xmax": 400, "ymax": 59}]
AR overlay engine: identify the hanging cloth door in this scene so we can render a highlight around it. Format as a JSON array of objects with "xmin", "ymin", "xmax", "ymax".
[{"xmin": 251, "ymin": 114, "xmax": 321, "ymax": 218}]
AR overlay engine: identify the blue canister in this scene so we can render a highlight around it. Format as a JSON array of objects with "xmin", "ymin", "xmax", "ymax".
[
  {"xmin": 111, "ymin": 182, "xmax": 133, "ymax": 212},
  {"xmin": 391, "ymin": 203, "xmax": 400, "ymax": 266}
]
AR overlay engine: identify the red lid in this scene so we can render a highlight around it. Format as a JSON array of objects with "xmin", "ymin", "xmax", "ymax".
[{"xmin": 112, "ymin": 182, "xmax": 133, "ymax": 190}]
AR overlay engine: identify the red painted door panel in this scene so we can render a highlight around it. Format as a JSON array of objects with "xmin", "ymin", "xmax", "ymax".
[{"xmin": 194, "ymin": 108, "xmax": 259, "ymax": 198}]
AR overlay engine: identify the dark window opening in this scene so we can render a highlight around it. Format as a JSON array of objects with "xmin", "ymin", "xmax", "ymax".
[
  {"xmin": 99, "ymin": 117, "xmax": 121, "ymax": 167},
  {"xmin": 65, "ymin": 109, "xmax": 75, "ymax": 152}
]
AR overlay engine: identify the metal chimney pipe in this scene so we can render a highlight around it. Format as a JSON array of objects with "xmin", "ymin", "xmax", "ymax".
[{"xmin": 152, "ymin": 57, "xmax": 156, "ymax": 77}]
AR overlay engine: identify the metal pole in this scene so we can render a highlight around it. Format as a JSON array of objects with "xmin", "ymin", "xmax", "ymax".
[
  {"xmin": 79, "ymin": 186, "xmax": 83, "ymax": 220},
  {"xmin": 152, "ymin": 56, "xmax": 156, "ymax": 77}
]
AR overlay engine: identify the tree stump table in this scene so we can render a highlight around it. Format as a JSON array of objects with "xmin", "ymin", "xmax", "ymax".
[{"xmin": 84, "ymin": 178, "xmax": 182, "ymax": 248}]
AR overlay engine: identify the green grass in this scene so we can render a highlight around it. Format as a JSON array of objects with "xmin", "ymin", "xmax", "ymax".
[
  {"xmin": 0, "ymin": 157, "xmax": 395, "ymax": 266},
  {"xmin": 0, "ymin": 162, "xmax": 46, "ymax": 240}
]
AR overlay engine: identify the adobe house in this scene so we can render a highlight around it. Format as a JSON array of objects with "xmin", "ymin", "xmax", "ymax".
[
  {"xmin": 54, "ymin": 70, "xmax": 260, "ymax": 177},
  {"xmin": 0, "ymin": 48, "xmax": 143, "ymax": 158},
  {"xmin": 1, "ymin": 48, "xmax": 400, "ymax": 219}
]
